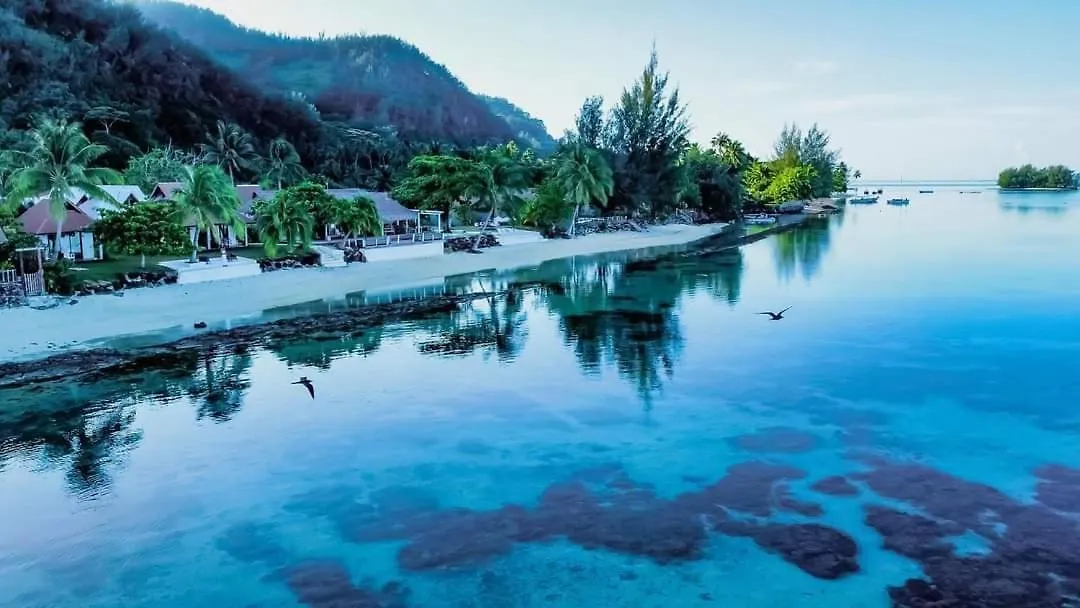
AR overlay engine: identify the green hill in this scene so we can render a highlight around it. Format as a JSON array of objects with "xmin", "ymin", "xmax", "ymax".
[
  {"xmin": 479, "ymin": 95, "xmax": 557, "ymax": 154},
  {"xmin": 136, "ymin": 1, "xmax": 555, "ymax": 150},
  {"xmin": 0, "ymin": 0, "xmax": 323, "ymax": 165}
]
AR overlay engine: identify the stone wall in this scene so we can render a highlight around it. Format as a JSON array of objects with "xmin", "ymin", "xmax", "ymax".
[{"xmin": 0, "ymin": 281, "xmax": 27, "ymax": 308}]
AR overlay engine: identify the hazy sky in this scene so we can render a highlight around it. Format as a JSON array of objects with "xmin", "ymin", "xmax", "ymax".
[{"xmin": 175, "ymin": 0, "xmax": 1079, "ymax": 180}]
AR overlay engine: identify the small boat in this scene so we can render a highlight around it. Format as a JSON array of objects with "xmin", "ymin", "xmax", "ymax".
[
  {"xmin": 919, "ymin": 190, "xmax": 934, "ymax": 194},
  {"xmin": 743, "ymin": 213, "xmax": 777, "ymax": 225},
  {"xmin": 887, "ymin": 198, "xmax": 910, "ymax": 206},
  {"xmin": 849, "ymin": 196, "xmax": 879, "ymax": 204}
]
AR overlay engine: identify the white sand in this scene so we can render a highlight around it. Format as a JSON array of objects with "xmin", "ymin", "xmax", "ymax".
[{"xmin": 0, "ymin": 223, "xmax": 726, "ymax": 361}]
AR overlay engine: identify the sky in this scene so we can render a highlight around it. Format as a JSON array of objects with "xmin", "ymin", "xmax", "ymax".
[{"xmin": 173, "ymin": 0, "xmax": 1080, "ymax": 180}]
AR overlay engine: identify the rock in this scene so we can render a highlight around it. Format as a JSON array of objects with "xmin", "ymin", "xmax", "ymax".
[
  {"xmin": 0, "ymin": 280, "xmax": 28, "ymax": 308},
  {"xmin": 193, "ymin": 322, "xmax": 208, "ymax": 329},
  {"xmin": 113, "ymin": 291, "xmax": 125, "ymax": 297},
  {"xmin": 444, "ymin": 234, "xmax": 499, "ymax": 253}
]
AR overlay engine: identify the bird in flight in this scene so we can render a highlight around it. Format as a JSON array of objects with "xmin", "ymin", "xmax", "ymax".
[
  {"xmin": 757, "ymin": 306, "xmax": 792, "ymax": 321},
  {"xmin": 292, "ymin": 376, "xmax": 315, "ymax": 399}
]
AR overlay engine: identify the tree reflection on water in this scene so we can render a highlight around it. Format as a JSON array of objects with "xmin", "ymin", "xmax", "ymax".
[{"xmin": 771, "ymin": 214, "xmax": 841, "ymax": 282}]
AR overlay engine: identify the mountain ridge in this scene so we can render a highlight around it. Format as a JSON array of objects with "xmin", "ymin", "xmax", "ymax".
[{"xmin": 136, "ymin": 1, "xmax": 556, "ymax": 150}]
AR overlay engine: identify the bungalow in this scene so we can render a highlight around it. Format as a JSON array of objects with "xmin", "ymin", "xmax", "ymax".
[
  {"xmin": 325, "ymin": 189, "xmax": 443, "ymax": 235},
  {"xmin": 150, "ymin": 182, "xmax": 275, "ymax": 247},
  {"xmin": 71, "ymin": 185, "xmax": 147, "ymax": 220},
  {"xmin": 18, "ymin": 198, "xmax": 99, "ymax": 260}
]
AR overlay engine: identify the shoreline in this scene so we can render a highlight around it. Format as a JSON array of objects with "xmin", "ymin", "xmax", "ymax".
[
  {"xmin": 0, "ymin": 217, "xmax": 811, "ymax": 387},
  {"xmin": 0, "ymin": 224, "xmax": 726, "ymax": 364}
]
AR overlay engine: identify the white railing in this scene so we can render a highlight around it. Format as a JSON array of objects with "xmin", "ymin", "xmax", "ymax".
[
  {"xmin": 0, "ymin": 269, "xmax": 43, "ymax": 296},
  {"xmin": 359, "ymin": 232, "xmax": 444, "ymax": 248}
]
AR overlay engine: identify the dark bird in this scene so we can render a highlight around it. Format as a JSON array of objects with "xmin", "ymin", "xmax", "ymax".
[
  {"xmin": 292, "ymin": 377, "xmax": 315, "ymax": 399},
  {"xmin": 757, "ymin": 306, "xmax": 792, "ymax": 321}
]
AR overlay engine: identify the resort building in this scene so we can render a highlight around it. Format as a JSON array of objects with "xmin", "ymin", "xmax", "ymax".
[{"xmin": 18, "ymin": 198, "xmax": 99, "ymax": 260}]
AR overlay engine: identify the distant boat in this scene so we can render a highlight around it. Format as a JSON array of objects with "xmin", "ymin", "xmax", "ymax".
[
  {"xmin": 919, "ymin": 189, "xmax": 934, "ymax": 194},
  {"xmin": 887, "ymin": 198, "xmax": 910, "ymax": 206},
  {"xmin": 744, "ymin": 213, "xmax": 777, "ymax": 225},
  {"xmin": 849, "ymin": 196, "xmax": 879, "ymax": 204}
]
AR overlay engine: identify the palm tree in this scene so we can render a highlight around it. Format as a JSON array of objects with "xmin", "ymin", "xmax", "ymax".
[
  {"xmin": 556, "ymin": 143, "xmax": 614, "ymax": 236},
  {"xmin": 200, "ymin": 120, "xmax": 258, "ymax": 184},
  {"xmin": 711, "ymin": 132, "xmax": 748, "ymax": 171},
  {"xmin": 170, "ymin": 165, "xmax": 243, "ymax": 261},
  {"xmin": 255, "ymin": 191, "xmax": 314, "ymax": 257},
  {"xmin": 333, "ymin": 195, "xmax": 382, "ymax": 247},
  {"xmin": 4, "ymin": 118, "xmax": 122, "ymax": 259},
  {"xmin": 263, "ymin": 138, "xmax": 305, "ymax": 189}
]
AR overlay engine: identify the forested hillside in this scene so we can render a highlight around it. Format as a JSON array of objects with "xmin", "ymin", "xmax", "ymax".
[
  {"xmin": 136, "ymin": 1, "xmax": 553, "ymax": 149},
  {"xmin": 0, "ymin": 0, "xmax": 322, "ymax": 166}
]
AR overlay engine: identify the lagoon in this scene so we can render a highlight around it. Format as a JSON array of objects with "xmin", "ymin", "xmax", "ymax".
[{"xmin": 2, "ymin": 185, "xmax": 1080, "ymax": 607}]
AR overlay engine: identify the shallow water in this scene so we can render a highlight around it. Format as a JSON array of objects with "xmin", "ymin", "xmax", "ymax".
[{"xmin": 2, "ymin": 186, "xmax": 1080, "ymax": 607}]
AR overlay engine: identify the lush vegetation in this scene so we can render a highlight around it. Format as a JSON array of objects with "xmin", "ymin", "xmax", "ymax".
[
  {"xmin": 136, "ymin": 1, "xmax": 555, "ymax": 151},
  {"xmin": 997, "ymin": 165, "xmax": 1077, "ymax": 190},
  {"xmin": 3, "ymin": 118, "xmax": 122, "ymax": 259},
  {"xmin": 0, "ymin": 7, "xmax": 854, "ymax": 279},
  {"xmin": 93, "ymin": 201, "xmax": 190, "ymax": 267}
]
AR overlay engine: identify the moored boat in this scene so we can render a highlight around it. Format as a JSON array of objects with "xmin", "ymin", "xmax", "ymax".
[
  {"xmin": 919, "ymin": 189, "xmax": 934, "ymax": 194},
  {"xmin": 887, "ymin": 198, "xmax": 910, "ymax": 206},
  {"xmin": 849, "ymin": 196, "xmax": 878, "ymax": 204},
  {"xmin": 743, "ymin": 213, "xmax": 777, "ymax": 225}
]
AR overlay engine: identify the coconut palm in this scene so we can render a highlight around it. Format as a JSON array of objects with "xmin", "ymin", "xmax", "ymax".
[
  {"xmin": 555, "ymin": 143, "xmax": 614, "ymax": 236},
  {"xmin": 200, "ymin": 120, "xmax": 259, "ymax": 184},
  {"xmin": 3, "ymin": 118, "xmax": 122, "ymax": 259},
  {"xmin": 333, "ymin": 195, "xmax": 383, "ymax": 247},
  {"xmin": 255, "ymin": 191, "xmax": 314, "ymax": 257},
  {"xmin": 263, "ymin": 138, "xmax": 305, "ymax": 189},
  {"xmin": 170, "ymin": 165, "xmax": 243, "ymax": 261}
]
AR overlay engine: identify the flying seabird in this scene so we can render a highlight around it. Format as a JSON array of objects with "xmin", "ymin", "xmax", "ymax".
[
  {"xmin": 292, "ymin": 376, "xmax": 315, "ymax": 399},
  {"xmin": 757, "ymin": 306, "xmax": 792, "ymax": 321}
]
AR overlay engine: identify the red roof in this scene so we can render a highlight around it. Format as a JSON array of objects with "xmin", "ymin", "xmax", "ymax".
[
  {"xmin": 151, "ymin": 182, "xmax": 184, "ymax": 199},
  {"xmin": 19, "ymin": 198, "xmax": 94, "ymax": 235}
]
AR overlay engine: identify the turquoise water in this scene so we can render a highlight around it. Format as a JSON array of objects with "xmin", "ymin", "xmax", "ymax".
[{"xmin": 2, "ymin": 186, "xmax": 1080, "ymax": 607}]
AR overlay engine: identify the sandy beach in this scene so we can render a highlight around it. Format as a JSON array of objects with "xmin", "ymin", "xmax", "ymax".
[{"xmin": 0, "ymin": 223, "xmax": 726, "ymax": 362}]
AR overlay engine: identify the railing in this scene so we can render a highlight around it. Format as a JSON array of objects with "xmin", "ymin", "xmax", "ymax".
[
  {"xmin": 0, "ymin": 269, "xmax": 43, "ymax": 296},
  {"xmin": 22, "ymin": 271, "xmax": 43, "ymax": 296},
  {"xmin": 359, "ymin": 232, "xmax": 444, "ymax": 248}
]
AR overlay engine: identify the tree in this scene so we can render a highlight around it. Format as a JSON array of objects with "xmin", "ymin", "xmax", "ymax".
[
  {"xmin": 573, "ymin": 96, "xmax": 606, "ymax": 150},
  {"xmin": 93, "ymin": 201, "xmax": 190, "ymax": 267},
  {"xmin": 743, "ymin": 161, "xmax": 774, "ymax": 202},
  {"xmin": 263, "ymin": 138, "xmax": 306, "ymax": 189},
  {"xmin": 255, "ymin": 186, "xmax": 316, "ymax": 257},
  {"xmin": 200, "ymin": 121, "xmax": 259, "ymax": 183},
  {"xmin": 832, "ymin": 162, "xmax": 850, "ymax": 193},
  {"xmin": 3, "ymin": 118, "xmax": 122, "ymax": 259},
  {"xmin": 555, "ymin": 143, "xmax": 613, "ymax": 235},
  {"xmin": 604, "ymin": 49, "xmax": 690, "ymax": 218},
  {"xmin": 264, "ymin": 181, "xmax": 337, "ymax": 239},
  {"xmin": 169, "ymin": 165, "xmax": 243, "ymax": 261},
  {"xmin": 771, "ymin": 123, "xmax": 838, "ymax": 198},
  {"xmin": 711, "ymin": 132, "xmax": 749, "ymax": 171},
  {"xmin": 682, "ymin": 144, "xmax": 744, "ymax": 220},
  {"xmin": 332, "ymin": 195, "xmax": 383, "ymax": 246},
  {"xmin": 123, "ymin": 147, "xmax": 188, "ymax": 194},
  {"xmin": 392, "ymin": 155, "xmax": 491, "ymax": 228},
  {"xmin": 764, "ymin": 165, "xmax": 816, "ymax": 202},
  {"xmin": 521, "ymin": 178, "xmax": 575, "ymax": 233}
]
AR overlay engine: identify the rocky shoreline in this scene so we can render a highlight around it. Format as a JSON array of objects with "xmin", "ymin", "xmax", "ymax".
[{"xmin": 0, "ymin": 217, "xmax": 809, "ymax": 389}]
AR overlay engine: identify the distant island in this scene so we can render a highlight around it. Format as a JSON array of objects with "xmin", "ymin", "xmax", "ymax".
[{"xmin": 997, "ymin": 164, "xmax": 1078, "ymax": 190}]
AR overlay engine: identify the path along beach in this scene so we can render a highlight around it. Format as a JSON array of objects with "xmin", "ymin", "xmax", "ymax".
[{"xmin": 0, "ymin": 223, "xmax": 727, "ymax": 362}]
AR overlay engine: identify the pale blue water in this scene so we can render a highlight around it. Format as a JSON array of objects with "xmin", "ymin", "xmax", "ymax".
[{"xmin": 2, "ymin": 185, "xmax": 1079, "ymax": 607}]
